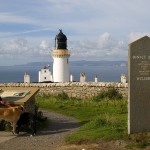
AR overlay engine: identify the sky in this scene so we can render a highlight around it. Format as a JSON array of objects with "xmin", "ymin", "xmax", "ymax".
[{"xmin": 0, "ymin": 0, "xmax": 150, "ymax": 66}]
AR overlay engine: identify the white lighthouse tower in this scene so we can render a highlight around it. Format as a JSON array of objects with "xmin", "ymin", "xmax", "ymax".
[{"xmin": 52, "ymin": 30, "xmax": 70, "ymax": 82}]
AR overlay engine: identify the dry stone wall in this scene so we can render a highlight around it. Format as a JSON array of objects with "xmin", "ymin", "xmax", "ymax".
[{"xmin": 0, "ymin": 82, "xmax": 128, "ymax": 99}]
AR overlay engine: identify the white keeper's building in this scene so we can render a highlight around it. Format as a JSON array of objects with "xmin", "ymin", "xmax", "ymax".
[{"xmin": 38, "ymin": 66, "xmax": 53, "ymax": 82}]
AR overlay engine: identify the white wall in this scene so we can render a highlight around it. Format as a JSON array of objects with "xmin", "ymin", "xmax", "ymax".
[
  {"xmin": 24, "ymin": 74, "xmax": 30, "ymax": 83},
  {"xmin": 53, "ymin": 57, "xmax": 69, "ymax": 82},
  {"xmin": 38, "ymin": 69, "xmax": 52, "ymax": 82}
]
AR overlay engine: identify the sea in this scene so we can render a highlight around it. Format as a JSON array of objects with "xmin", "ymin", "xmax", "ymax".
[{"xmin": 0, "ymin": 65, "xmax": 128, "ymax": 83}]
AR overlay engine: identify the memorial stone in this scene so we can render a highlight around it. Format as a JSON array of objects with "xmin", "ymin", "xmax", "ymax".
[{"xmin": 128, "ymin": 36, "xmax": 150, "ymax": 134}]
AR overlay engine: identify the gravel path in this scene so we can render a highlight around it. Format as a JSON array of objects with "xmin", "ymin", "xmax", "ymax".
[
  {"xmin": 1, "ymin": 110, "xmax": 140, "ymax": 150},
  {"xmin": 0, "ymin": 110, "xmax": 80, "ymax": 150}
]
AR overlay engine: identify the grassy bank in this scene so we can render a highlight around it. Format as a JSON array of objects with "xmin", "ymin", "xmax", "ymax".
[{"xmin": 36, "ymin": 89, "xmax": 128, "ymax": 143}]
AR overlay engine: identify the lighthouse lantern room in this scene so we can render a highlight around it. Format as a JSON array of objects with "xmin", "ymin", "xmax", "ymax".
[{"xmin": 52, "ymin": 30, "xmax": 70, "ymax": 82}]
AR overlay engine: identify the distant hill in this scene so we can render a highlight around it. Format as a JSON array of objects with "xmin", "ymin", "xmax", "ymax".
[
  {"xmin": 18, "ymin": 60, "xmax": 127, "ymax": 67},
  {"xmin": 70, "ymin": 60, "xmax": 127, "ymax": 67}
]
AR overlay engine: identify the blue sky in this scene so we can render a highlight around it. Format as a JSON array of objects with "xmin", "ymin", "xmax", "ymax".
[{"xmin": 0, "ymin": 0, "xmax": 150, "ymax": 66}]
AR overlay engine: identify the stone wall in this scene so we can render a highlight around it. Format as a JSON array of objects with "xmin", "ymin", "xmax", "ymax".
[{"xmin": 0, "ymin": 82, "xmax": 128, "ymax": 99}]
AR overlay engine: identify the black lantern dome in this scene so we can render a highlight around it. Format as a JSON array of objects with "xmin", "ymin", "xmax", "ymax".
[{"xmin": 55, "ymin": 29, "xmax": 67, "ymax": 49}]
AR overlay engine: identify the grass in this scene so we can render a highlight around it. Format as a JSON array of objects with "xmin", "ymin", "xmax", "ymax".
[
  {"xmin": 36, "ymin": 89, "xmax": 150, "ymax": 149},
  {"xmin": 125, "ymin": 142, "xmax": 150, "ymax": 149},
  {"xmin": 126, "ymin": 133, "xmax": 150, "ymax": 149},
  {"xmin": 36, "ymin": 90, "xmax": 128, "ymax": 143}
]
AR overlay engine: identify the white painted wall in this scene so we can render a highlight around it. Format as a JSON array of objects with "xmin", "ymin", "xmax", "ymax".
[
  {"xmin": 38, "ymin": 68, "xmax": 52, "ymax": 82},
  {"xmin": 70, "ymin": 74, "xmax": 74, "ymax": 82},
  {"xmin": 53, "ymin": 57, "xmax": 69, "ymax": 82},
  {"xmin": 24, "ymin": 74, "xmax": 30, "ymax": 83},
  {"xmin": 94, "ymin": 77, "xmax": 98, "ymax": 82}
]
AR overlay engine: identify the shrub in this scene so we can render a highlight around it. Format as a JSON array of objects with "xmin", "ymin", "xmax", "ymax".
[
  {"xmin": 56, "ymin": 92, "xmax": 69, "ymax": 101},
  {"xmin": 93, "ymin": 88, "xmax": 123, "ymax": 101},
  {"xmin": 0, "ymin": 120, "xmax": 12, "ymax": 131}
]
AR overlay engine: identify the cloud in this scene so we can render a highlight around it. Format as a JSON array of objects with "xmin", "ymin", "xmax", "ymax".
[
  {"xmin": 40, "ymin": 40, "xmax": 49, "ymax": 49},
  {"xmin": 2, "ymin": 38, "xmax": 28, "ymax": 55},
  {"xmin": 0, "ymin": 0, "xmax": 150, "ymax": 65},
  {"xmin": 70, "ymin": 32, "xmax": 127, "ymax": 61},
  {"xmin": 0, "ymin": 12, "xmax": 37, "ymax": 24},
  {"xmin": 97, "ymin": 32, "xmax": 115, "ymax": 49},
  {"xmin": 0, "ymin": 38, "xmax": 50, "ymax": 58},
  {"xmin": 0, "ymin": 0, "xmax": 150, "ymax": 39},
  {"xmin": 128, "ymin": 32, "xmax": 150, "ymax": 43},
  {"xmin": 0, "ymin": 32, "xmax": 128, "ymax": 65},
  {"xmin": 4, "ymin": 31, "xmax": 150, "ymax": 65}
]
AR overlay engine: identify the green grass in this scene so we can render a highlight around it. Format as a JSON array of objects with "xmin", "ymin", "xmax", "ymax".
[
  {"xmin": 68, "ymin": 112, "xmax": 127, "ymax": 141},
  {"xmin": 125, "ymin": 142, "xmax": 150, "ymax": 149},
  {"xmin": 36, "ymin": 93, "xmax": 128, "ymax": 143}
]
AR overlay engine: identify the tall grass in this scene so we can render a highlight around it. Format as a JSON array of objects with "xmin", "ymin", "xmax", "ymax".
[
  {"xmin": 92, "ymin": 87, "xmax": 123, "ymax": 101},
  {"xmin": 36, "ymin": 89, "xmax": 128, "ymax": 143}
]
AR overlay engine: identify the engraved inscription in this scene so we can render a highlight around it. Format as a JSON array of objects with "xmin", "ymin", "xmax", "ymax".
[{"xmin": 132, "ymin": 55, "xmax": 150, "ymax": 80}]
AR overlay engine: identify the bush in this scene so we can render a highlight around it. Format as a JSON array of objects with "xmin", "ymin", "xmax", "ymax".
[
  {"xmin": 56, "ymin": 92, "xmax": 69, "ymax": 101},
  {"xmin": 0, "ymin": 120, "xmax": 12, "ymax": 131},
  {"xmin": 93, "ymin": 88, "xmax": 123, "ymax": 101}
]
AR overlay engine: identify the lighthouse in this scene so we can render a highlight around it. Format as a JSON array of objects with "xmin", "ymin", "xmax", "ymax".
[{"xmin": 52, "ymin": 30, "xmax": 70, "ymax": 82}]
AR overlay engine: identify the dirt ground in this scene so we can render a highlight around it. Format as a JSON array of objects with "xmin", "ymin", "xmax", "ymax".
[
  {"xmin": 57, "ymin": 141, "xmax": 150, "ymax": 150},
  {"xmin": 0, "ymin": 110, "xmax": 149, "ymax": 150}
]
